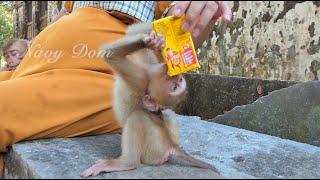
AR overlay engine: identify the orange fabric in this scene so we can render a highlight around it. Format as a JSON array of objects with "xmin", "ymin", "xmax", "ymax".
[
  {"xmin": 0, "ymin": 71, "xmax": 13, "ymax": 81},
  {"xmin": 0, "ymin": 2, "xmax": 171, "ymax": 174},
  {"xmin": 155, "ymin": 1, "xmax": 171, "ymax": 20},
  {"xmin": 0, "ymin": 7, "xmax": 125, "ymax": 153},
  {"xmin": 64, "ymin": 1, "xmax": 74, "ymax": 13},
  {"xmin": 107, "ymin": 10, "xmax": 140, "ymax": 24}
]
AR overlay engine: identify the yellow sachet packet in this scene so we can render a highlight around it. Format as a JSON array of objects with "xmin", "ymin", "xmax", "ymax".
[{"xmin": 152, "ymin": 16, "xmax": 200, "ymax": 76}]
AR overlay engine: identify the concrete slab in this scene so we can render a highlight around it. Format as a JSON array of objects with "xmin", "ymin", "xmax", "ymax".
[{"xmin": 5, "ymin": 116, "xmax": 320, "ymax": 179}]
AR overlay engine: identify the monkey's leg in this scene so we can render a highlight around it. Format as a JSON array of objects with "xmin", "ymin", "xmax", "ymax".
[
  {"xmin": 168, "ymin": 147, "xmax": 220, "ymax": 173},
  {"xmin": 154, "ymin": 148, "xmax": 176, "ymax": 165},
  {"xmin": 148, "ymin": 147, "xmax": 215, "ymax": 169},
  {"xmin": 80, "ymin": 113, "xmax": 144, "ymax": 177},
  {"xmin": 159, "ymin": 111, "xmax": 217, "ymax": 172},
  {"xmin": 80, "ymin": 147, "xmax": 141, "ymax": 177},
  {"xmin": 142, "ymin": 110, "xmax": 179, "ymax": 166},
  {"xmin": 80, "ymin": 157, "xmax": 136, "ymax": 177},
  {"xmin": 142, "ymin": 121, "xmax": 218, "ymax": 171},
  {"xmin": 143, "ymin": 111, "xmax": 180, "ymax": 166}
]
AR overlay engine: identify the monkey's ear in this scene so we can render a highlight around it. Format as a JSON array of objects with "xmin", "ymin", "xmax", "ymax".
[{"xmin": 142, "ymin": 94, "xmax": 159, "ymax": 112}]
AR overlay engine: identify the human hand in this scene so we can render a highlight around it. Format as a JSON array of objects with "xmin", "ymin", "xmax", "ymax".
[{"xmin": 167, "ymin": 1, "xmax": 232, "ymax": 37}]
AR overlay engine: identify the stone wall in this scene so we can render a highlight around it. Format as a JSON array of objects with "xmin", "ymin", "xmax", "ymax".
[
  {"xmin": 13, "ymin": 1, "xmax": 320, "ymax": 81},
  {"xmin": 196, "ymin": 1, "xmax": 320, "ymax": 81}
]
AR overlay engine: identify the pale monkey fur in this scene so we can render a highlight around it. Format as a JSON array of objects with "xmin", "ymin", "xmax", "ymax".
[{"xmin": 81, "ymin": 23, "xmax": 221, "ymax": 178}]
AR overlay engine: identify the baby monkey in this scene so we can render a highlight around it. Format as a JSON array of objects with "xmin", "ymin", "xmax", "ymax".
[
  {"xmin": 81, "ymin": 23, "xmax": 220, "ymax": 177},
  {"xmin": 1, "ymin": 39, "xmax": 30, "ymax": 71}
]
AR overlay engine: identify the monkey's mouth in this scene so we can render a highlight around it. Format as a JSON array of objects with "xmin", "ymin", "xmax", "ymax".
[
  {"xmin": 6, "ymin": 64, "xmax": 18, "ymax": 70},
  {"xmin": 169, "ymin": 78, "xmax": 186, "ymax": 96}
]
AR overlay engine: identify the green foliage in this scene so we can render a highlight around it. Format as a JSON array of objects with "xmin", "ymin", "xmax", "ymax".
[
  {"xmin": 0, "ymin": 56, "xmax": 5, "ymax": 68},
  {"xmin": 0, "ymin": 1, "xmax": 13, "ymax": 54}
]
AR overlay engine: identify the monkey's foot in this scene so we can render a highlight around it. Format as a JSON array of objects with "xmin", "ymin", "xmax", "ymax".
[
  {"xmin": 143, "ymin": 31, "xmax": 164, "ymax": 51},
  {"xmin": 156, "ymin": 149, "xmax": 176, "ymax": 165},
  {"xmin": 80, "ymin": 159, "xmax": 136, "ymax": 177}
]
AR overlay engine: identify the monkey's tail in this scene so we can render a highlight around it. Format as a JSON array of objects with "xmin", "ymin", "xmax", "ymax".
[{"xmin": 169, "ymin": 147, "xmax": 219, "ymax": 174}]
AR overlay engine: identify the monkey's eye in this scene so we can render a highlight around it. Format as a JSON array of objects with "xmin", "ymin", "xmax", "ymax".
[
  {"xmin": 179, "ymin": 77, "xmax": 183, "ymax": 83},
  {"xmin": 9, "ymin": 50, "xmax": 18, "ymax": 57}
]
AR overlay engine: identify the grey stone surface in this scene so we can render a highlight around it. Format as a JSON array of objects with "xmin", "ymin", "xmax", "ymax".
[
  {"xmin": 5, "ymin": 116, "xmax": 320, "ymax": 179},
  {"xmin": 210, "ymin": 80, "xmax": 320, "ymax": 146},
  {"xmin": 176, "ymin": 73, "xmax": 298, "ymax": 119}
]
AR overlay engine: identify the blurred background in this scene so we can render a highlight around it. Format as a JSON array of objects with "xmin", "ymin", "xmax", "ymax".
[
  {"xmin": 1, "ymin": 1, "xmax": 320, "ymax": 81},
  {"xmin": 0, "ymin": 1, "xmax": 13, "ymax": 66}
]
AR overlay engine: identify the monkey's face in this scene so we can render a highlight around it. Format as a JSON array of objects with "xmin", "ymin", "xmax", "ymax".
[
  {"xmin": 147, "ymin": 64, "xmax": 187, "ymax": 108},
  {"xmin": 4, "ymin": 42, "xmax": 26, "ymax": 70}
]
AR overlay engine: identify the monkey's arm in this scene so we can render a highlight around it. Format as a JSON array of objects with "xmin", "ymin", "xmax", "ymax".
[
  {"xmin": 161, "ymin": 109, "xmax": 179, "ymax": 144},
  {"xmin": 102, "ymin": 28, "xmax": 163, "ymax": 91},
  {"xmin": 102, "ymin": 34, "xmax": 149, "ymax": 91},
  {"xmin": 102, "ymin": 34, "xmax": 146, "ymax": 58}
]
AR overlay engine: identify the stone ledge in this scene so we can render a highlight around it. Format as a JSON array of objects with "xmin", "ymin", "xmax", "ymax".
[
  {"xmin": 5, "ymin": 116, "xmax": 320, "ymax": 179},
  {"xmin": 176, "ymin": 73, "xmax": 299, "ymax": 119},
  {"xmin": 210, "ymin": 81, "xmax": 320, "ymax": 146}
]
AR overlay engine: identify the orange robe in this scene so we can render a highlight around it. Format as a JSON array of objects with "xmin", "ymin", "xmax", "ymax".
[{"xmin": 0, "ymin": 2, "xmax": 170, "ymax": 178}]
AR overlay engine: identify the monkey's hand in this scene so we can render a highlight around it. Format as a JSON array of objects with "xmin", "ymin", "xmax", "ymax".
[
  {"xmin": 143, "ymin": 31, "xmax": 164, "ymax": 51},
  {"xmin": 161, "ymin": 109, "xmax": 177, "ymax": 120}
]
